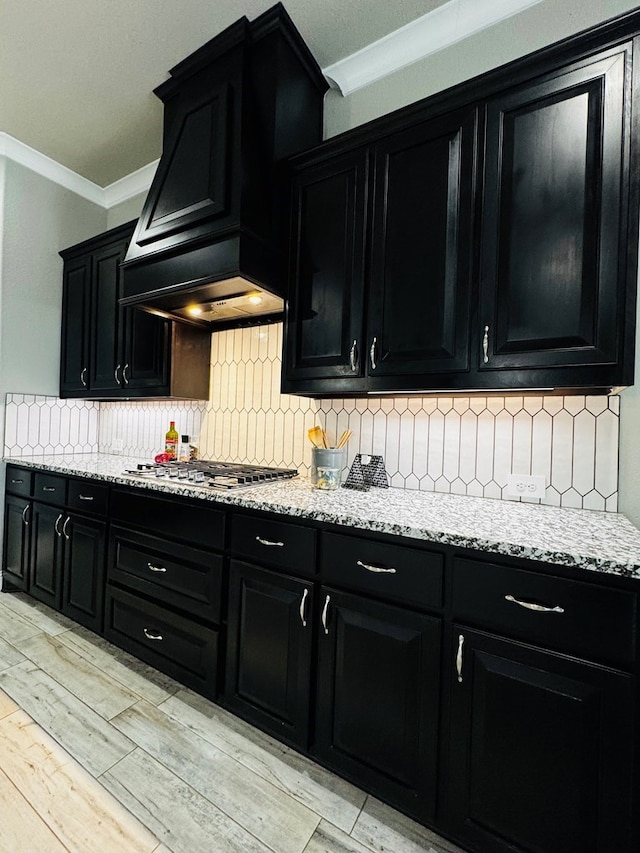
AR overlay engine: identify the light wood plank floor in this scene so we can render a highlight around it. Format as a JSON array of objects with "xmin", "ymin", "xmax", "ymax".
[{"xmin": 0, "ymin": 591, "xmax": 465, "ymax": 853}]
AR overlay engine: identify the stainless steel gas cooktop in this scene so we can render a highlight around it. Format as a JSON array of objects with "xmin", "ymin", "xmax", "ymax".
[{"xmin": 123, "ymin": 460, "xmax": 298, "ymax": 491}]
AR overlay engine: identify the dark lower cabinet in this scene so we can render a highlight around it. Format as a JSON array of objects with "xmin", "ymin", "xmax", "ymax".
[
  {"xmin": 104, "ymin": 585, "xmax": 218, "ymax": 698},
  {"xmin": 224, "ymin": 560, "xmax": 313, "ymax": 749},
  {"xmin": 2, "ymin": 494, "xmax": 31, "ymax": 591},
  {"xmin": 29, "ymin": 502, "xmax": 65, "ymax": 610},
  {"xmin": 62, "ymin": 515, "xmax": 106, "ymax": 633},
  {"xmin": 315, "ymin": 586, "xmax": 441, "ymax": 823},
  {"xmin": 446, "ymin": 627, "xmax": 635, "ymax": 853}
]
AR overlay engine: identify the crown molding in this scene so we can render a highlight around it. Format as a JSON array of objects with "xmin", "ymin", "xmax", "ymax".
[
  {"xmin": 103, "ymin": 159, "xmax": 159, "ymax": 208},
  {"xmin": 0, "ymin": 132, "xmax": 156, "ymax": 209},
  {"xmin": 322, "ymin": 0, "xmax": 545, "ymax": 95}
]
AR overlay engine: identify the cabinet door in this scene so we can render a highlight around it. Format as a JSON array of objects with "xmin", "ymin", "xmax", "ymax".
[
  {"xmin": 316, "ymin": 587, "xmax": 441, "ymax": 822},
  {"xmin": 2, "ymin": 496, "xmax": 31, "ymax": 590},
  {"xmin": 283, "ymin": 149, "xmax": 368, "ymax": 390},
  {"xmin": 479, "ymin": 46, "xmax": 632, "ymax": 383},
  {"xmin": 29, "ymin": 502, "xmax": 64, "ymax": 610},
  {"xmin": 120, "ymin": 306, "xmax": 170, "ymax": 391},
  {"xmin": 60, "ymin": 256, "xmax": 91, "ymax": 394},
  {"xmin": 447, "ymin": 627, "xmax": 635, "ymax": 853},
  {"xmin": 89, "ymin": 237, "xmax": 129, "ymax": 394},
  {"xmin": 225, "ymin": 560, "xmax": 313, "ymax": 749},
  {"xmin": 62, "ymin": 515, "xmax": 106, "ymax": 633},
  {"xmin": 367, "ymin": 108, "xmax": 475, "ymax": 384}
]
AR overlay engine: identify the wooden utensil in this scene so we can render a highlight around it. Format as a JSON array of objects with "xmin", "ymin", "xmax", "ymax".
[
  {"xmin": 308, "ymin": 425, "xmax": 327, "ymax": 448},
  {"xmin": 337, "ymin": 429, "xmax": 352, "ymax": 449}
]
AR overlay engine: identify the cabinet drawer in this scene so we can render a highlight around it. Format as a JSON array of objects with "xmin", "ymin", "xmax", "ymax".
[
  {"xmin": 230, "ymin": 514, "xmax": 316, "ymax": 578},
  {"xmin": 110, "ymin": 488, "xmax": 224, "ymax": 550},
  {"xmin": 109, "ymin": 526, "xmax": 223, "ymax": 623},
  {"xmin": 5, "ymin": 466, "xmax": 32, "ymax": 497},
  {"xmin": 452, "ymin": 558, "xmax": 637, "ymax": 668},
  {"xmin": 33, "ymin": 473, "xmax": 67, "ymax": 504},
  {"xmin": 321, "ymin": 533, "xmax": 443, "ymax": 609},
  {"xmin": 68, "ymin": 479, "xmax": 108, "ymax": 515},
  {"xmin": 104, "ymin": 585, "xmax": 218, "ymax": 698}
]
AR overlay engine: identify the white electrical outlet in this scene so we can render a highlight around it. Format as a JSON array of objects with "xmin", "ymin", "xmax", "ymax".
[
  {"xmin": 112, "ymin": 438, "xmax": 124, "ymax": 453},
  {"xmin": 506, "ymin": 474, "xmax": 546, "ymax": 499}
]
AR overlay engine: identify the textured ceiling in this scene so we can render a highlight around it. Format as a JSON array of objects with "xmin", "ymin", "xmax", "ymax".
[{"xmin": 0, "ymin": 0, "xmax": 446, "ymax": 186}]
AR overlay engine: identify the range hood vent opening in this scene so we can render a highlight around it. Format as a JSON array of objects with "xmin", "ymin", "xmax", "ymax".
[{"xmin": 120, "ymin": 2, "xmax": 327, "ymax": 328}]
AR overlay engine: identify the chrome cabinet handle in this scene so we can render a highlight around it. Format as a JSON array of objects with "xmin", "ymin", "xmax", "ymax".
[
  {"xmin": 122, "ymin": 363, "xmax": 129, "ymax": 385},
  {"xmin": 356, "ymin": 559, "xmax": 396, "ymax": 575},
  {"xmin": 80, "ymin": 367, "xmax": 88, "ymax": 387},
  {"xmin": 143, "ymin": 628, "xmax": 163, "ymax": 641},
  {"xmin": 43, "ymin": 486, "xmax": 57, "ymax": 492},
  {"xmin": 21, "ymin": 505, "xmax": 30, "ymax": 525},
  {"xmin": 369, "ymin": 337, "xmax": 377, "ymax": 371},
  {"xmin": 255, "ymin": 536, "xmax": 284, "ymax": 547},
  {"xmin": 115, "ymin": 364, "xmax": 121, "ymax": 385},
  {"xmin": 456, "ymin": 634, "xmax": 464, "ymax": 683},
  {"xmin": 299, "ymin": 588, "xmax": 309, "ymax": 627},
  {"xmin": 505, "ymin": 594, "xmax": 564, "ymax": 614},
  {"xmin": 349, "ymin": 340, "xmax": 358, "ymax": 372},
  {"xmin": 11, "ymin": 479, "xmax": 23, "ymax": 485},
  {"xmin": 62, "ymin": 516, "xmax": 71, "ymax": 540},
  {"xmin": 482, "ymin": 325, "xmax": 489, "ymax": 364},
  {"xmin": 147, "ymin": 562, "xmax": 167, "ymax": 573},
  {"xmin": 54, "ymin": 513, "xmax": 64, "ymax": 537},
  {"xmin": 321, "ymin": 594, "xmax": 331, "ymax": 635},
  {"xmin": 78, "ymin": 495, "xmax": 94, "ymax": 501}
]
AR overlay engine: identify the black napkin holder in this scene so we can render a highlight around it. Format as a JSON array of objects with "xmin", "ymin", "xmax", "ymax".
[{"xmin": 343, "ymin": 454, "xmax": 389, "ymax": 491}]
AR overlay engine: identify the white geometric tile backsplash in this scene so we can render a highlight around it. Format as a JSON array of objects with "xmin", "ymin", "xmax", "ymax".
[{"xmin": 4, "ymin": 323, "xmax": 621, "ymax": 512}]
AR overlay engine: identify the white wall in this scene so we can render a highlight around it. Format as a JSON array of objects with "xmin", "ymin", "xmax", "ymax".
[{"xmin": 106, "ymin": 191, "xmax": 146, "ymax": 230}]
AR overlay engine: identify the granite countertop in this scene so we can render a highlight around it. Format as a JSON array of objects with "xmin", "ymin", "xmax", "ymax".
[{"xmin": 5, "ymin": 452, "xmax": 640, "ymax": 580}]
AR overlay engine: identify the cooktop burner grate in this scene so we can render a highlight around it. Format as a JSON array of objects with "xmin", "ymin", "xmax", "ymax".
[{"xmin": 123, "ymin": 459, "xmax": 298, "ymax": 491}]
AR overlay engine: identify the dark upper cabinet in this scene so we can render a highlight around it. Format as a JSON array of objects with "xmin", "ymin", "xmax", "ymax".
[
  {"xmin": 60, "ymin": 221, "xmax": 210, "ymax": 400},
  {"xmin": 284, "ymin": 31, "xmax": 638, "ymax": 396},
  {"xmin": 478, "ymin": 44, "xmax": 634, "ymax": 388},
  {"xmin": 446, "ymin": 627, "xmax": 635, "ymax": 853},
  {"xmin": 284, "ymin": 148, "xmax": 368, "ymax": 385},
  {"xmin": 367, "ymin": 112, "xmax": 474, "ymax": 384},
  {"xmin": 283, "ymin": 107, "xmax": 475, "ymax": 395}
]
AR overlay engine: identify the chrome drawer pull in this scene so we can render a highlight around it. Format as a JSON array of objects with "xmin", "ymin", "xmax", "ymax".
[
  {"xmin": 349, "ymin": 339, "xmax": 358, "ymax": 372},
  {"xmin": 147, "ymin": 562, "xmax": 167, "ymax": 573},
  {"xmin": 11, "ymin": 479, "xmax": 23, "ymax": 485},
  {"xmin": 299, "ymin": 588, "xmax": 309, "ymax": 627},
  {"xmin": 115, "ymin": 365, "xmax": 121, "ymax": 385},
  {"xmin": 143, "ymin": 628, "xmax": 163, "ymax": 641},
  {"xmin": 505, "ymin": 594, "xmax": 564, "ymax": 614},
  {"xmin": 122, "ymin": 363, "xmax": 130, "ymax": 385},
  {"xmin": 21, "ymin": 505, "xmax": 30, "ymax": 525},
  {"xmin": 255, "ymin": 536, "xmax": 284, "ymax": 547},
  {"xmin": 78, "ymin": 495, "xmax": 94, "ymax": 501},
  {"xmin": 356, "ymin": 560, "xmax": 396, "ymax": 575},
  {"xmin": 42, "ymin": 486, "xmax": 57, "ymax": 492},
  {"xmin": 369, "ymin": 336, "xmax": 378, "ymax": 371},
  {"xmin": 321, "ymin": 594, "xmax": 331, "ymax": 635},
  {"xmin": 80, "ymin": 367, "xmax": 88, "ymax": 387},
  {"xmin": 54, "ymin": 513, "xmax": 64, "ymax": 537},
  {"xmin": 482, "ymin": 325, "xmax": 490, "ymax": 363},
  {"xmin": 456, "ymin": 634, "xmax": 464, "ymax": 683},
  {"xmin": 62, "ymin": 516, "xmax": 71, "ymax": 540}
]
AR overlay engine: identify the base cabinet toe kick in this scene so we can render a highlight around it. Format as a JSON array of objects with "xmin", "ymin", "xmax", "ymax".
[{"xmin": 3, "ymin": 466, "xmax": 639, "ymax": 853}]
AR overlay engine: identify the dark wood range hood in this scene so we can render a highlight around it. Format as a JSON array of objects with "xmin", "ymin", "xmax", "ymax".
[{"xmin": 120, "ymin": 3, "xmax": 327, "ymax": 328}]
